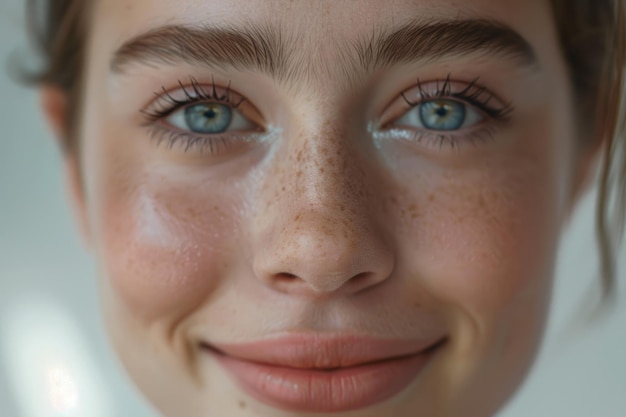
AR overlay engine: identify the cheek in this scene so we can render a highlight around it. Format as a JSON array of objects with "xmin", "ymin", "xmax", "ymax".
[
  {"xmin": 397, "ymin": 156, "xmax": 562, "ymax": 317},
  {"xmin": 93, "ymin": 169, "xmax": 241, "ymax": 323},
  {"xmin": 391, "ymin": 154, "xmax": 564, "ymax": 413}
]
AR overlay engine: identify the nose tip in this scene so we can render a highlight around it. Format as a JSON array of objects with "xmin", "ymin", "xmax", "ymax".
[
  {"xmin": 252, "ymin": 212, "xmax": 394, "ymax": 297},
  {"xmin": 250, "ymin": 121, "xmax": 395, "ymax": 298}
]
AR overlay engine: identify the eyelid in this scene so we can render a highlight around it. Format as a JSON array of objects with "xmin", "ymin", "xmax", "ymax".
[
  {"xmin": 140, "ymin": 79, "xmax": 265, "ymax": 129},
  {"xmin": 137, "ymin": 78, "xmax": 269, "ymax": 157},
  {"xmin": 379, "ymin": 78, "xmax": 513, "ymax": 128}
]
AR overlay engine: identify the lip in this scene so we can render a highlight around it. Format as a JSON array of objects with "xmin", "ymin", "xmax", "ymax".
[{"xmin": 201, "ymin": 334, "xmax": 445, "ymax": 413}]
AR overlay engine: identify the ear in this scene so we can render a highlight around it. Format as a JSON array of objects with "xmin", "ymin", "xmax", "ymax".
[
  {"xmin": 41, "ymin": 85, "xmax": 69, "ymax": 142},
  {"xmin": 40, "ymin": 86, "xmax": 93, "ymax": 250}
]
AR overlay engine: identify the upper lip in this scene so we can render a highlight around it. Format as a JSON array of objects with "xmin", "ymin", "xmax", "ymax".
[{"xmin": 201, "ymin": 333, "xmax": 446, "ymax": 369}]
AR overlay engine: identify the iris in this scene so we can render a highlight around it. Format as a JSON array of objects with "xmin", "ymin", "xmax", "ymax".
[
  {"xmin": 184, "ymin": 103, "xmax": 232, "ymax": 134},
  {"xmin": 419, "ymin": 100, "xmax": 466, "ymax": 131}
]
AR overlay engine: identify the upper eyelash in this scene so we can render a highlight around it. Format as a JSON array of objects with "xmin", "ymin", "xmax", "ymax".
[
  {"xmin": 140, "ymin": 74, "xmax": 509, "ymax": 155},
  {"xmin": 400, "ymin": 74, "xmax": 514, "ymax": 121},
  {"xmin": 140, "ymin": 76, "xmax": 246, "ymax": 122}
]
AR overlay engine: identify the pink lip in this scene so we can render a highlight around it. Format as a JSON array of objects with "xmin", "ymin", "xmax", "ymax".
[{"xmin": 201, "ymin": 334, "xmax": 445, "ymax": 413}]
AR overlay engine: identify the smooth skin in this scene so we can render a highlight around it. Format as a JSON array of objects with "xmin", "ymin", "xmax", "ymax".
[{"xmin": 42, "ymin": 0, "xmax": 600, "ymax": 416}]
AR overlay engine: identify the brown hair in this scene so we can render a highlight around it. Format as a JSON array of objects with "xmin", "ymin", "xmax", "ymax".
[
  {"xmin": 551, "ymin": 0, "xmax": 626, "ymax": 305},
  {"xmin": 24, "ymin": 0, "xmax": 88, "ymax": 149},
  {"xmin": 25, "ymin": 0, "xmax": 626, "ymax": 303}
]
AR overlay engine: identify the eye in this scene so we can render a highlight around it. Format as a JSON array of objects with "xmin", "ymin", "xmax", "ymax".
[
  {"xmin": 375, "ymin": 77, "xmax": 513, "ymax": 152},
  {"xmin": 166, "ymin": 102, "xmax": 257, "ymax": 134},
  {"xmin": 393, "ymin": 98, "xmax": 484, "ymax": 131}
]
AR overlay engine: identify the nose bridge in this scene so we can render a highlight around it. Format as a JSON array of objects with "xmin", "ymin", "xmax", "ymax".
[
  {"xmin": 278, "ymin": 122, "xmax": 374, "ymax": 240},
  {"xmin": 250, "ymin": 122, "xmax": 394, "ymax": 296},
  {"xmin": 293, "ymin": 123, "xmax": 369, "ymax": 211}
]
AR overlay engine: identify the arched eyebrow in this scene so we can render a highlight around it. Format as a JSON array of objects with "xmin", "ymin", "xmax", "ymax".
[{"xmin": 110, "ymin": 19, "xmax": 538, "ymax": 80}]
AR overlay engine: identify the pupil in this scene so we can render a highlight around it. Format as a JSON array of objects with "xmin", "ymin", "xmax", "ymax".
[{"xmin": 435, "ymin": 106, "xmax": 448, "ymax": 117}]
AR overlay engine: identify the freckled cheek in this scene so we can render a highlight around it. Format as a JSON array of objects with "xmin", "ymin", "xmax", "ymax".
[
  {"xmin": 94, "ymin": 180, "xmax": 241, "ymax": 323},
  {"xmin": 405, "ymin": 170, "xmax": 560, "ymax": 315}
]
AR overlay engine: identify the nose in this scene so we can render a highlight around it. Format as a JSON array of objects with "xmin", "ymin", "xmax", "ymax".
[{"xmin": 250, "ymin": 127, "xmax": 395, "ymax": 298}]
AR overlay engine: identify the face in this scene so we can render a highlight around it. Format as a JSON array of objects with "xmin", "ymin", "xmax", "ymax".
[{"xmin": 58, "ymin": 0, "xmax": 587, "ymax": 416}]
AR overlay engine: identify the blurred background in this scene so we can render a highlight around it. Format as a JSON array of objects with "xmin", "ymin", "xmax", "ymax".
[{"xmin": 0, "ymin": 0, "xmax": 625, "ymax": 416}]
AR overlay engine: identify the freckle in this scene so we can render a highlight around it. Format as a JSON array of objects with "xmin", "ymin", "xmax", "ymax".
[
  {"xmin": 238, "ymin": 400, "xmax": 247, "ymax": 409},
  {"xmin": 428, "ymin": 194, "xmax": 435, "ymax": 202},
  {"xmin": 478, "ymin": 194, "xmax": 487, "ymax": 209},
  {"xmin": 281, "ymin": 186, "xmax": 286, "ymax": 192},
  {"xmin": 339, "ymin": 205, "xmax": 345, "ymax": 212}
]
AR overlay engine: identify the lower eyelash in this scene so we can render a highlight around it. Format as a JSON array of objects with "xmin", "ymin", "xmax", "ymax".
[
  {"xmin": 381, "ymin": 126, "xmax": 497, "ymax": 151},
  {"xmin": 148, "ymin": 125, "xmax": 233, "ymax": 154}
]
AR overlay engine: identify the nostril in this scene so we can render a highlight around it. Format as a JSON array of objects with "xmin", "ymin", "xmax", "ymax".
[
  {"xmin": 351, "ymin": 272, "xmax": 369, "ymax": 281},
  {"xmin": 347, "ymin": 272, "xmax": 379, "ymax": 292},
  {"xmin": 270, "ymin": 271, "xmax": 375, "ymax": 294},
  {"xmin": 276, "ymin": 272, "xmax": 299, "ymax": 281},
  {"xmin": 346, "ymin": 272, "xmax": 367, "ymax": 285}
]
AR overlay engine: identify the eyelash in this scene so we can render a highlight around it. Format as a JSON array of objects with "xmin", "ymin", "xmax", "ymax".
[
  {"xmin": 140, "ymin": 74, "xmax": 513, "ymax": 154},
  {"xmin": 141, "ymin": 77, "xmax": 251, "ymax": 154},
  {"xmin": 391, "ymin": 74, "xmax": 513, "ymax": 150},
  {"xmin": 402, "ymin": 74, "xmax": 513, "ymax": 119}
]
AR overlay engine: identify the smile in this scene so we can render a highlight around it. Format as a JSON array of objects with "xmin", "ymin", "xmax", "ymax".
[{"xmin": 200, "ymin": 333, "xmax": 446, "ymax": 413}]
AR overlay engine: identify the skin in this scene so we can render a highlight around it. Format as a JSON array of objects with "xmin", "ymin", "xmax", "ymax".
[{"xmin": 42, "ymin": 0, "xmax": 601, "ymax": 416}]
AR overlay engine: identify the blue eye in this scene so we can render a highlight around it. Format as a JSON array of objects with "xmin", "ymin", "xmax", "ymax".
[
  {"xmin": 394, "ymin": 99, "xmax": 484, "ymax": 131},
  {"xmin": 166, "ymin": 102, "xmax": 256, "ymax": 134},
  {"xmin": 184, "ymin": 103, "xmax": 232, "ymax": 133},
  {"xmin": 419, "ymin": 100, "xmax": 466, "ymax": 130}
]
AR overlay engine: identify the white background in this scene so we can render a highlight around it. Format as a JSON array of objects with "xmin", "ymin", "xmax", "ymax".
[{"xmin": 0, "ymin": 1, "xmax": 624, "ymax": 416}]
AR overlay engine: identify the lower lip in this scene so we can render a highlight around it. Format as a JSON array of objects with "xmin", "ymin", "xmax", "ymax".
[{"xmin": 204, "ymin": 343, "xmax": 441, "ymax": 413}]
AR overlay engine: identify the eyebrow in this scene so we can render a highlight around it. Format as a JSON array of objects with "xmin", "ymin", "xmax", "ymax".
[{"xmin": 110, "ymin": 19, "xmax": 538, "ymax": 81}]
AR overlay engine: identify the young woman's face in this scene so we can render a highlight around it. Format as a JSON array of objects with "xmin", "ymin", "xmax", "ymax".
[{"xmin": 65, "ymin": 0, "xmax": 588, "ymax": 416}]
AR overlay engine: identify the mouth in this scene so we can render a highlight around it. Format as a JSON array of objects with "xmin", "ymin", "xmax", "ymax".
[{"xmin": 200, "ymin": 334, "xmax": 446, "ymax": 413}]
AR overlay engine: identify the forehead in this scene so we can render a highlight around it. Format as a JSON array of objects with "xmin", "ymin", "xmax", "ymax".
[
  {"xmin": 87, "ymin": 0, "xmax": 557, "ymax": 101},
  {"xmin": 95, "ymin": 0, "xmax": 543, "ymax": 31}
]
